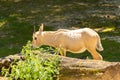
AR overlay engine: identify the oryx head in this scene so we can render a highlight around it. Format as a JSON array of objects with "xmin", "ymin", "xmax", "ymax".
[{"xmin": 32, "ymin": 23, "xmax": 44, "ymax": 48}]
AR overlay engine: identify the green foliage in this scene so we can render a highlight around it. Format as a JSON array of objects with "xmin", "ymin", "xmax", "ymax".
[
  {"xmin": 0, "ymin": 0, "xmax": 120, "ymax": 62},
  {"xmin": 2, "ymin": 41, "xmax": 60, "ymax": 80}
]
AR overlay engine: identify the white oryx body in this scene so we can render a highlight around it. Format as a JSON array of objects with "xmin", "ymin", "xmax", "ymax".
[{"xmin": 32, "ymin": 24, "xmax": 103, "ymax": 60}]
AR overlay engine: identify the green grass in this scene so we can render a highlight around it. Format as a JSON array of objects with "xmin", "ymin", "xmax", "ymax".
[
  {"xmin": 0, "ymin": 18, "xmax": 33, "ymax": 57},
  {"xmin": 0, "ymin": 0, "xmax": 120, "ymax": 62},
  {"xmin": 102, "ymin": 39, "xmax": 120, "ymax": 62}
]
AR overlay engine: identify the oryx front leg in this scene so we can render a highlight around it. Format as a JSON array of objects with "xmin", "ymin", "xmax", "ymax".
[
  {"xmin": 58, "ymin": 45, "xmax": 67, "ymax": 56},
  {"xmin": 57, "ymin": 47, "xmax": 66, "ymax": 56},
  {"xmin": 59, "ymin": 48, "xmax": 66, "ymax": 56}
]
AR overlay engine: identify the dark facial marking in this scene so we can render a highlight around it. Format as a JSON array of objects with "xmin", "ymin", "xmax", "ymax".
[{"xmin": 34, "ymin": 37, "xmax": 37, "ymax": 40}]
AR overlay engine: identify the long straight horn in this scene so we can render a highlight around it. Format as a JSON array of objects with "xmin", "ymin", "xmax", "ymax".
[{"xmin": 34, "ymin": 25, "xmax": 36, "ymax": 33}]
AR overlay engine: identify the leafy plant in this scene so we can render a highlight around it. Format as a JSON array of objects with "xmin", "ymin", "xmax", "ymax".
[{"xmin": 2, "ymin": 41, "xmax": 60, "ymax": 80}]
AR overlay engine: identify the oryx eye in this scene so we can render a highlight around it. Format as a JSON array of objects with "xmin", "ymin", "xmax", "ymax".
[{"xmin": 34, "ymin": 37, "xmax": 37, "ymax": 40}]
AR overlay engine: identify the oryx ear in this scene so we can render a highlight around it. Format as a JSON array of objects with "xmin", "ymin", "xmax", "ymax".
[{"xmin": 39, "ymin": 23, "xmax": 44, "ymax": 32}]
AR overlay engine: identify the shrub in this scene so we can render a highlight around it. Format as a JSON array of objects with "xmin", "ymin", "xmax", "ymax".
[{"xmin": 2, "ymin": 41, "xmax": 60, "ymax": 80}]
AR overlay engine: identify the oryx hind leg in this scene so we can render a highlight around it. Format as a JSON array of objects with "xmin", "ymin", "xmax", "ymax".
[{"xmin": 87, "ymin": 48, "xmax": 103, "ymax": 60}]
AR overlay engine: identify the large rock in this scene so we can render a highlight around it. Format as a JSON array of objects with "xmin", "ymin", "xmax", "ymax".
[
  {"xmin": 60, "ymin": 56, "xmax": 120, "ymax": 80},
  {"xmin": 0, "ymin": 53, "xmax": 120, "ymax": 80}
]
